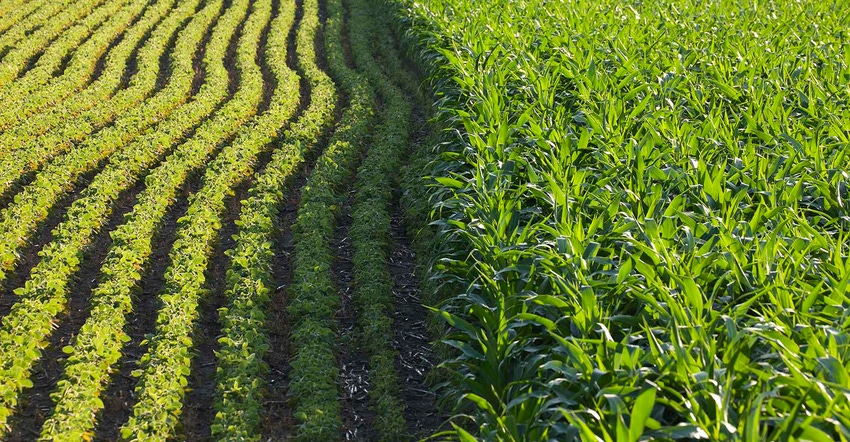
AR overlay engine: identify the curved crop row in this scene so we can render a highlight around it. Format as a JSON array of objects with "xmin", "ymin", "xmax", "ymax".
[
  {"xmin": 0, "ymin": 0, "xmax": 183, "ymax": 161},
  {"xmin": 0, "ymin": 0, "xmax": 224, "ymax": 282},
  {"xmin": 0, "ymin": 0, "xmax": 110, "ymax": 89},
  {"xmin": 0, "ymin": 0, "xmax": 227, "ymax": 432},
  {"xmin": 119, "ymin": 0, "xmax": 280, "ymax": 438},
  {"xmin": 345, "ymin": 0, "xmax": 412, "ymax": 438},
  {"xmin": 0, "ymin": 0, "xmax": 49, "ymax": 36},
  {"xmin": 287, "ymin": 0, "xmax": 376, "ymax": 438},
  {"xmin": 38, "ymin": 0, "xmax": 271, "ymax": 437},
  {"xmin": 0, "ymin": 0, "xmax": 130, "ymax": 109},
  {"xmin": 0, "ymin": 0, "xmax": 74, "ymax": 57},
  {"xmin": 0, "ymin": 0, "xmax": 155, "ymax": 132},
  {"xmin": 212, "ymin": 0, "xmax": 338, "ymax": 437}
]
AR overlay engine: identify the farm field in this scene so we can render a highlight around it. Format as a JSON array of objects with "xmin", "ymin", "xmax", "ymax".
[{"xmin": 0, "ymin": 0, "xmax": 847, "ymax": 441}]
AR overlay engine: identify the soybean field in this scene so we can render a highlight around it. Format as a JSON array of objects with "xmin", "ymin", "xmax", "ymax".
[
  {"xmin": 0, "ymin": 0, "xmax": 848, "ymax": 441},
  {"xmin": 0, "ymin": 0, "xmax": 435, "ymax": 440}
]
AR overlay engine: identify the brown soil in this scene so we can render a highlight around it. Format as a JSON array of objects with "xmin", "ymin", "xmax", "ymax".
[{"xmin": 259, "ymin": 172, "xmax": 301, "ymax": 442}]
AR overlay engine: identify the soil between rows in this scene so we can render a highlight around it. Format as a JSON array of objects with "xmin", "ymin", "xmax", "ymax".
[{"xmin": 333, "ymin": 192, "xmax": 378, "ymax": 442}]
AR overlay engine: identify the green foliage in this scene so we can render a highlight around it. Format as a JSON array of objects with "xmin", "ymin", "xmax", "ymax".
[
  {"xmin": 0, "ymin": 0, "xmax": 179, "ymax": 162},
  {"xmin": 0, "ymin": 0, "xmax": 158, "ymax": 132},
  {"xmin": 0, "ymin": 0, "xmax": 53, "ymax": 36},
  {"xmin": 0, "ymin": 0, "xmax": 130, "ymax": 122},
  {"xmin": 39, "ymin": 0, "xmax": 252, "ymax": 437},
  {"xmin": 0, "ymin": 0, "xmax": 212, "ymax": 283},
  {"xmin": 78, "ymin": 0, "xmax": 277, "ymax": 436},
  {"xmin": 118, "ymin": 0, "xmax": 300, "ymax": 436},
  {"xmin": 390, "ymin": 0, "xmax": 850, "ymax": 439}
]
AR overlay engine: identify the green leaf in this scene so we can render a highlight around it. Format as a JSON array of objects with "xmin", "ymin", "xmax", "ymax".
[
  {"xmin": 629, "ymin": 388, "xmax": 656, "ymax": 442},
  {"xmin": 435, "ymin": 176, "xmax": 464, "ymax": 189},
  {"xmin": 796, "ymin": 425, "xmax": 834, "ymax": 442},
  {"xmin": 453, "ymin": 423, "xmax": 478, "ymax": 442}
]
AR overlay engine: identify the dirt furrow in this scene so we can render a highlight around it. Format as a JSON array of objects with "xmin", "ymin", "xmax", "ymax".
[
  {"xmin": 389, "ymin": 204, "xmax": 442, "ymax": 438},
  {"xmin": 334, "ymin": 197, "xmax": 379, "ymax": 442}
]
